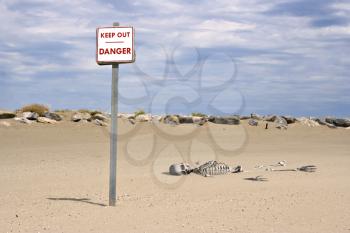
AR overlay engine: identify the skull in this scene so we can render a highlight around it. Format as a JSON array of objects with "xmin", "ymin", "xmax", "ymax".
[{"xmin": 169, "ymin": 163, "xmax": 193, "ymax": 176}]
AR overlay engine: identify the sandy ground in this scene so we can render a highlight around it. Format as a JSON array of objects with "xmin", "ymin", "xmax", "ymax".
[{"xmin": 0, "ymin": 119, "xmax": 350, "ymax": 233}]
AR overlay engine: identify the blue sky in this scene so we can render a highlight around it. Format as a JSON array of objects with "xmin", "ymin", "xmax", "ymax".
[{"xmin": 0, "ymin": 0, "xmax": 349, "ymax": 117}]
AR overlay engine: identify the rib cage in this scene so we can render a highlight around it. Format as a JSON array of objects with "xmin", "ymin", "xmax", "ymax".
[{"xmin": 194, "ymin": 160, "xmax": 232, "ymax": 176}]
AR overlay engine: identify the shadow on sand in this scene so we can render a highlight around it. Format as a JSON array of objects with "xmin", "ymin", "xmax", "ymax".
[{"xmin": 47, "ymin": 197, "xmax": 107, "ymax": 207}]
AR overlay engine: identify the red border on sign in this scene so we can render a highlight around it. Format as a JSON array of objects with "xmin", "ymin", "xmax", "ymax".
[{"xmin": 96, "ymin": 26, "xmax": 135, "ymax": 65}]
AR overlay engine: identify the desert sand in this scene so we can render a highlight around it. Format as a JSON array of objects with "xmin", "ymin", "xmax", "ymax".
[{"xmin": 0, "ymin": 118, "xmax": 350, "ymax": 233}]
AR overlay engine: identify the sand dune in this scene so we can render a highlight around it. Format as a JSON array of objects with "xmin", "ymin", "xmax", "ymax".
[{"xmin": 0, "ymin": 119, "xmax": 350, "ymax": 233}]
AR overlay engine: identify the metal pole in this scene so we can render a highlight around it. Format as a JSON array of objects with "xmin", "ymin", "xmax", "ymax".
[{"xmin": 109, "ymin": 22, "xmax": 119, "ymax": 206}]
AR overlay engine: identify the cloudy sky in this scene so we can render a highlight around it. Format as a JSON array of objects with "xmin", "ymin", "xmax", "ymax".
[{"xmin": 0, "ymin": 0, "xmax": 349, "ymax": 116}]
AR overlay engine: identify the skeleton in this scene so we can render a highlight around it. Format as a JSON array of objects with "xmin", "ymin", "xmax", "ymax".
[
  {"xmin": 169, "ymin": 161, "xmax": 316, "ymax": 177},
  {"xmin": 169, "ymin": 160, "xmax": 242, "ymax": 177}
]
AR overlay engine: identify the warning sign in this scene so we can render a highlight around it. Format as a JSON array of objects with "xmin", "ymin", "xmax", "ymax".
[{"xmin": 96, "ymin": 26, "xmax": 135, "ymax": 65}]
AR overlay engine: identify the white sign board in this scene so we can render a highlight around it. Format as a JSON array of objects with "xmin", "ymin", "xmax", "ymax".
[{"xmin": 96, "ymin": 26, "xmax": 135, "ymax": 65}]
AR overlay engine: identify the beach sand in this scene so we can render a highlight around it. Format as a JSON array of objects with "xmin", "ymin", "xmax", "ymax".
[{"xmin": 0, "ymin": 119, "xmax": 349, "ymax": 233}]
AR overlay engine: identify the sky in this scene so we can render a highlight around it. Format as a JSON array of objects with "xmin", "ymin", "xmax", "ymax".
[{"xmin": 0, "ymin": 0, "xmax": 349, "ymax": 117}]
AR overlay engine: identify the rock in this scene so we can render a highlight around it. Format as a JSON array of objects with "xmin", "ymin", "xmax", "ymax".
[
  {"xmin": 314, "ymin": 118, "xmax": 327, "ymax": 125},
  {"xmin": 14, "ymin": 117, "xmax": 33, "ymax": 124},
  {"xmin": 91, "ymin": 113, "xmax": 108, "ymax": 122},
  {"xmin": 71, "ymin": 112, "xmax": 91, "ymax": 122},
  {"xmin": 118, "ymin": 113, "xmax": 135, "ymax": 119},
  {"xmin": 248, "ymin": 119, "xmax": 258, "ymax": 126},
  {"xmin": 325, "ymin": 118, "xmax": 350, "ymax": 128},
  {"xmin": 282, "ymin": 116, "xmax": 297, "ymax": 124},
  {"xmin": 314, "ymin": 118, "xmax": 337, "ymax": 128},
  {"xmin": 250, "ymin": 113, "xmax": 263, "ymax": 120},
  {"xmin": 297, "ymin": 117, "xmax": 320, "ymax": 127},
  {"xmin": 208, "ymin": 116, "xmax": 240, "ymax": 125},
  {"xmin": 0, "ymin": 110, "xmax": 16, "ymax": 119},
  {"xmin": 22, "ymin": 112, "xmax": 39, "ymax": 120},
  {"xmin": 264, "ymin": 115, "xmax": 277, "ymax": 122},
  {"xmin": 178, "ymin": 116, "xmax": 193, "ymax": 124},
  {"xmin": 274, "ymin": 116, "xmax": 288, "ymax": 129},
  {"xmin": 93, "ymin": 119, "xmax": 108, "ymax": 126},
  {"xmin": 0, "ymin": 121, "xmax": 11, "ymax": 127},
  {"xmin": 240, "ymin": 116, "xmax": 250, "ymax": 120},
  {"xmin": 44, "ymin": 112, "xmax": 62, "ymax": 121},
  {"xmin": 192, "ymin": 116, "xmax": 206, "ymax": 125},
  {"xmin": 37, "ymin": 117, "xmax": 57, "ymax": 124},
  {"xmin": 135, "ymin": 114, "xmax": 152, "ymax": 122},
  {"xmin": 151, "ymin": 115, "xmax": 162, "ymax": 123},
  {"xmin": 162, "ymin": 115, "xmax": 180, "ymax": 125}
]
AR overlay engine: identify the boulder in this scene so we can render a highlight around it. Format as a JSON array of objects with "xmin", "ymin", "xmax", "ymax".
[
  {"xmin": 93, "ymin": 119, "xmax": 108, "ymax": 126},
  {"xmin": 325, "ymin": 118, "xmax": 350, "ymax": 128},
  {"xmin": 314, "ymin": 118, "xmax": 327, "ymax": 125},
  {"xmin": 44, "ymin": 112, "xmax": 63, "ymax": 121},
  {"xmin": 178, "ymin": 116, "xmax": 193, "ymax": 124},
  {"xmin": 118, "ymin": 113, "xmax": 135, "ymax": 119},
  {"xmin": 71, "ymin": 112, "xmax": 91, "ymax": 122},
  {"xmin": 91, "ymin": 113, "xmax": 108, "ymax": 122},
  {"xmin": 264, "ymin": 115, "xmax": 277, "ymax": 122},
  {"xmin": 135, "ymin": 114, "xmax": 152, "ymax": 122},
  {"xmin": 282, "ymin": 116, "xmax": 297, "ymax": 124},
  {"xmin": 14, "ymin": 117, "xmax": 33, "ymax": 124},
  {"xmin": 162, "ymin": 115, "xmax": 180, "ymax": 125},
  {"xmin": 297, "ymin": 117, "xmax": 320, "ymax": 127},
  {"xmin": 0, "ymin": 110, "xmax": 16, "ymax": 119},
  {"xmin": 248, "ymin": 119, "xmax": 258, "ymax": 126},
  {"xmin": 250, "ymin": 113, "xmax": 263, "ymax": 120},
  {"xmin": 23, "ymin": 112, "xmax": 39, "ymax": 120},
  {"xmin": 192, "ymin": 116, "xmax": 206, "ymax": 126},
  {"xmin": 37, "ymin": 117, "xmax": 57, "ymax": 124},
  {"xmin": 274, "ymin": 116, "xmax": 288, "ymax": 129},
  {"xmin": 208, "ymin": 116, "xmax": 240, "ymax": 125}
]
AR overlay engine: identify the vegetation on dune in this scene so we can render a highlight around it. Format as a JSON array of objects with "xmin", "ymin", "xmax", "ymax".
[
  {"xmin": 191, "ymin": 112, "xmax": 207, "ymax": 117},
  {"xmin": 134, "ymin": 109, "xmax": 146, "ymax": 117},
  {"xmin": 77, "ymin": 109, "xmax": 102, "ymax": 116},
  {"xmin": 21, "ymin": 104, "xmax": 49, "ymax": 116}
]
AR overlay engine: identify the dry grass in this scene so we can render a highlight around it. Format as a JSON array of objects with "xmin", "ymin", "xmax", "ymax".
[
  {"xmin": 134, "ymin": 109, "xmax": 146, "ymax": 117},
  {"xmin": 21, "ymin": 104, "xmax": 49, "ymax": 116},
  {"xmin": 192, "ymin": 112, "xmax": 207, "ymax": 117}
]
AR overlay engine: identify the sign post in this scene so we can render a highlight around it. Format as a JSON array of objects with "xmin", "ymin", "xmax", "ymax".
[{"xmin": 96, "ymin": 22, "xmax": 135, "ymax": 206}]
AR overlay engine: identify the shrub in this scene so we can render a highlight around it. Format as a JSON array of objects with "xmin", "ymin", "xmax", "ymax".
[
  {"xmin": 21, "ymin": 104, "xmax": 49, "ymax": 116},
  {"xmin": 90, "ymin": 110, "xmax": 103, "ymax": 116},
  {"xmin": 191, "ymin": 112, "xmax": 207, "ymax": 118},
  {"xmin": 134, "ymin": 109, "xmax": 146, "ymax": 117}
]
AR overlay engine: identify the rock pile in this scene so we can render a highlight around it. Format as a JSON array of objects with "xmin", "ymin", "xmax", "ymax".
[
  {"xmin": 208, "ymin": 116, "xmax": 240, "ymax": 125},
  {"xmin": 14, "ymin": 111, "xmax": 63, "ymax": 124}
]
